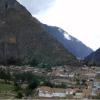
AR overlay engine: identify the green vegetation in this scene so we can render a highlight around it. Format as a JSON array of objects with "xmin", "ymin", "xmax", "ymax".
[
  {"xmin": 16, "ymin": 91, "xmax": 23, "ymax": 99},
  {"xmin": 29, "ymin": 58, "xmax": 39, "ymax": 67},
  {"xmin": 0, "ymin": 68, "xmax": 11, "ymax": 83},
  {"xmin": 13, "ymin": 72, "xmax": 47, "ymax": 84},
  {"xmin": 43, "ymin": 81, "xmax": 68, "ymax": 88},
  {"xmin": 0, "ymin": 82, "xmax": 14, "ymax": 93},
  {"xmin": 0, "ymin": 82, "xmax": 15, "ymax": 99},
  {"xmin": 0, "ymin": 68, "xmax": 50, "ymax": 98}
]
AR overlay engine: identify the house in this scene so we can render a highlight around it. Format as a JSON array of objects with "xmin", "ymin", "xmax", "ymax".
[
  {"xmin": 92, "ymin": 72, "xmax": 100, "ymax": 96},
  {"xmin": 96, "ymin": 88, "xmax": 100, "ymax": 95},
  {"xmin": 52, "ymin": 88, "xmax": 66, "ymax": 97},
  {"xmin": 68, "ymin": 73, "xmax": 75, "ymax": 78},
  {"xmin": 37, "ymin": 86, "xmax": 66, "ymax": 97},
  {"xmin": 37, "ymin": 86, "xmax": 82, "ymax": 98},
  {"xmin": 37, "ymin": 86, "xmax": 53, "ymax": 97},
  {"xmin": 37, "ymin": 86, "xmax": 73, "ymax": 97},
  {"xmin": 74, "ymin": 92, "xmax": 83, "ymax": 99},
  {"xmin": 66, "ymin": 88, "xmax": 75, "ymax": 95},
  {"xmin": 92, "ymin": 87, "xmax": 100, "ymax": 96},
  {"xmin": 37, "ymin": 86, "xmax": 67, "ymax": 97},
  {"xmin": 92, "ymin": 88, "xmax": 97, "ymax": 96},
  {"xmin": 83, "ymin": 87, "xmax": 92, "ymax": 97}
]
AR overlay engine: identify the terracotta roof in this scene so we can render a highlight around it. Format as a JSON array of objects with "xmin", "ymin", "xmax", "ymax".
[
  {"xmin": 38, "ymin": 86, "xmax": 66, "ymax": 93},
  {"xmin": 53, "ymin": 88, "xmax": 66, "ymax": 93},
  {"xmin": 38, "ymin": 86, "xmax": 53, "ymax": 94}
]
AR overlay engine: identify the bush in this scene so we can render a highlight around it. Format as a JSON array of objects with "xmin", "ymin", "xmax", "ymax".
[
  {"xmin": 44, "ymin": 81, "xmax": 67, "ymax": 88},
  {"xmin": 29, "ymin": 59, "xmax": 38, "ymax": 66},
  {"xmin": 28, "ymin": 80, "xmax": 38, "ymax": 90},
  {"xmin": 16, "ymin": 91, "xmax": 23, "ymax": 99},
  {"xmin": 14, "ymin": 82, "xmax": 22, "ymax": 91}
]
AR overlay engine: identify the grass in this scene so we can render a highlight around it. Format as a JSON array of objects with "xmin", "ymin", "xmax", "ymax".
[
  {"xmin": 0, "ymin": 82, "xmax": 15, "ymax": 99},
  {"xmin": 0, "ymin": 82, "xmax": 14, "ymax": 93},
  {"xmin": 0, "ymin": 95, "xmax": 14, "ymax": 99}
]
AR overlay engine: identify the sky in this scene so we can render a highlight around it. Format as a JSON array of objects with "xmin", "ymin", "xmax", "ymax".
[{"xmin": 18, "ymin": 0, "xmax": 100, "ymax": 51}]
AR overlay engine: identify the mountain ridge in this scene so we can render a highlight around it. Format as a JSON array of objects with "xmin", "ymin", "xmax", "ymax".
[
  {"xmin": 0, "ymin": 0, "xmax": 80, "ymax": 66},
  {"xmin": 84, "ymin": 48, "xmax": 100, "ymax": 66},
  {"xmin": 43, "ymin": 24, "xmax": 93, "ymax": 59}
]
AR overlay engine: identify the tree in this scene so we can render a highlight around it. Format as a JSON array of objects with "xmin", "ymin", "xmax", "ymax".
[
  {"xmin": 76, "ymin": 79, "xmax": 80, "ymax": 85},
  {"xmin": 14, "ymin": 81, "xmax": 22, "ymax": 91},
  {"xmin": 81, "ymin": 79, "xmax": 86, "ymax": 85},
  {"xmin": 30, "ymin": 59, "xmax": 38, "ymax": 66},
  {"xmin": 0, "ymin": 68, "xmax": 11, "ymax": 83},
  {"xmin": 24, "ymin": 79, "xmax": 39, "ymax": 96},
  {"xmin": 28, "ymin": 80, "xmax": 38, "ymax": 90},
  {"xmin": 16, "ymin": 92, "xmax": 23, "ymax": 99},
  {"xmin": 14, "ymin": 72, "xmax": 34, "ymax": 83}
]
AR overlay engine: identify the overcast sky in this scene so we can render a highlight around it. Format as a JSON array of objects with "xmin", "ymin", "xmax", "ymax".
[{"xmin": 18, "ymin": 0, "xmax": 100, "ymax": 50}]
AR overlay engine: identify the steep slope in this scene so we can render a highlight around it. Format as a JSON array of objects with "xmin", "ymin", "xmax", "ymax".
[
  {"xmin": 84, "ymin": 48, "xmax": 100, "ymax": 66},
  {"xmin": 0, "ymin": 0, "xmax": 79, "ymax": 66},
  {"xmin": 43, "ymin": 24, "xmax": 93, "ymax": 59}
]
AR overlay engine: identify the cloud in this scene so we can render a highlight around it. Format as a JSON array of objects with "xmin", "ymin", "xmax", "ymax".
[
  {"xmin": 34, "ymin": 0, "xmax": 100, "ymax": 50},
  {"xmin": 17, "ymin": 0, "xmax": 55, "ymax": 14}
]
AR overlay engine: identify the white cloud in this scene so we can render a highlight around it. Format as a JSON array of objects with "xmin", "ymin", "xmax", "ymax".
[
  {"xmin": 34, "ymin": 0, "xmax": 100, "ymax": 50},
  {"xmin": 17, "ymin": 0, "xmax": 54, "ymax": 14}
]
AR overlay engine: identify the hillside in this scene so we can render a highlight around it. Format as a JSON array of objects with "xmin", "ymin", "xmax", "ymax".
[
  {"xmin": 84, "ymin": 48, "xmax": 100, "ymax": 66},
  {"xmin": 43, "ymin": 24, "xmax": 93, "ymax": 59},
  {"xmin": 0, "ymin": 0, "xmax": 80, "ymax": 66}
]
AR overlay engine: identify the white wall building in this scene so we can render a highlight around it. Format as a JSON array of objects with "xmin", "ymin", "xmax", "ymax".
[{"xmin": 38, "ymin": 86, "xmax": 75, "ymax": 97}]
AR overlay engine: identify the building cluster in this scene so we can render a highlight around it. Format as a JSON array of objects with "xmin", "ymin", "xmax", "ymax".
[{"xmin": 0, "ymin": 65, "xmax": 100, "ymax": 99}]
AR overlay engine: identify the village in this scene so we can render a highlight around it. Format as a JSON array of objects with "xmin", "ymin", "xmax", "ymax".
[{"xmin": 0, "ymin": 65, "xmax": 100, "ymax": 99}]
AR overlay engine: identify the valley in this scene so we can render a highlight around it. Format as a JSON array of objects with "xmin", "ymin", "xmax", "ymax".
[
  {"xmin": 0, "ymin": 65, "xmax": 100, "ymax": 99},
  {"xmin": 0, "ymin": 0, "xmax": 99, "ymax": 99}
]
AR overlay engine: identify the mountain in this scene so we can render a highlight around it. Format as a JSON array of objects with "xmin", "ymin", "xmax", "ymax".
[
  {"xmin": 43, "ymin": 24, "xmax": 93, "ymax": 59},
  {"xmin": 84, "ymin": 48, "xmax": 100, "ymax": 66},
  {"xmin": 0, "ymin": 0, "xmax": 80, "ymax": 66}
]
